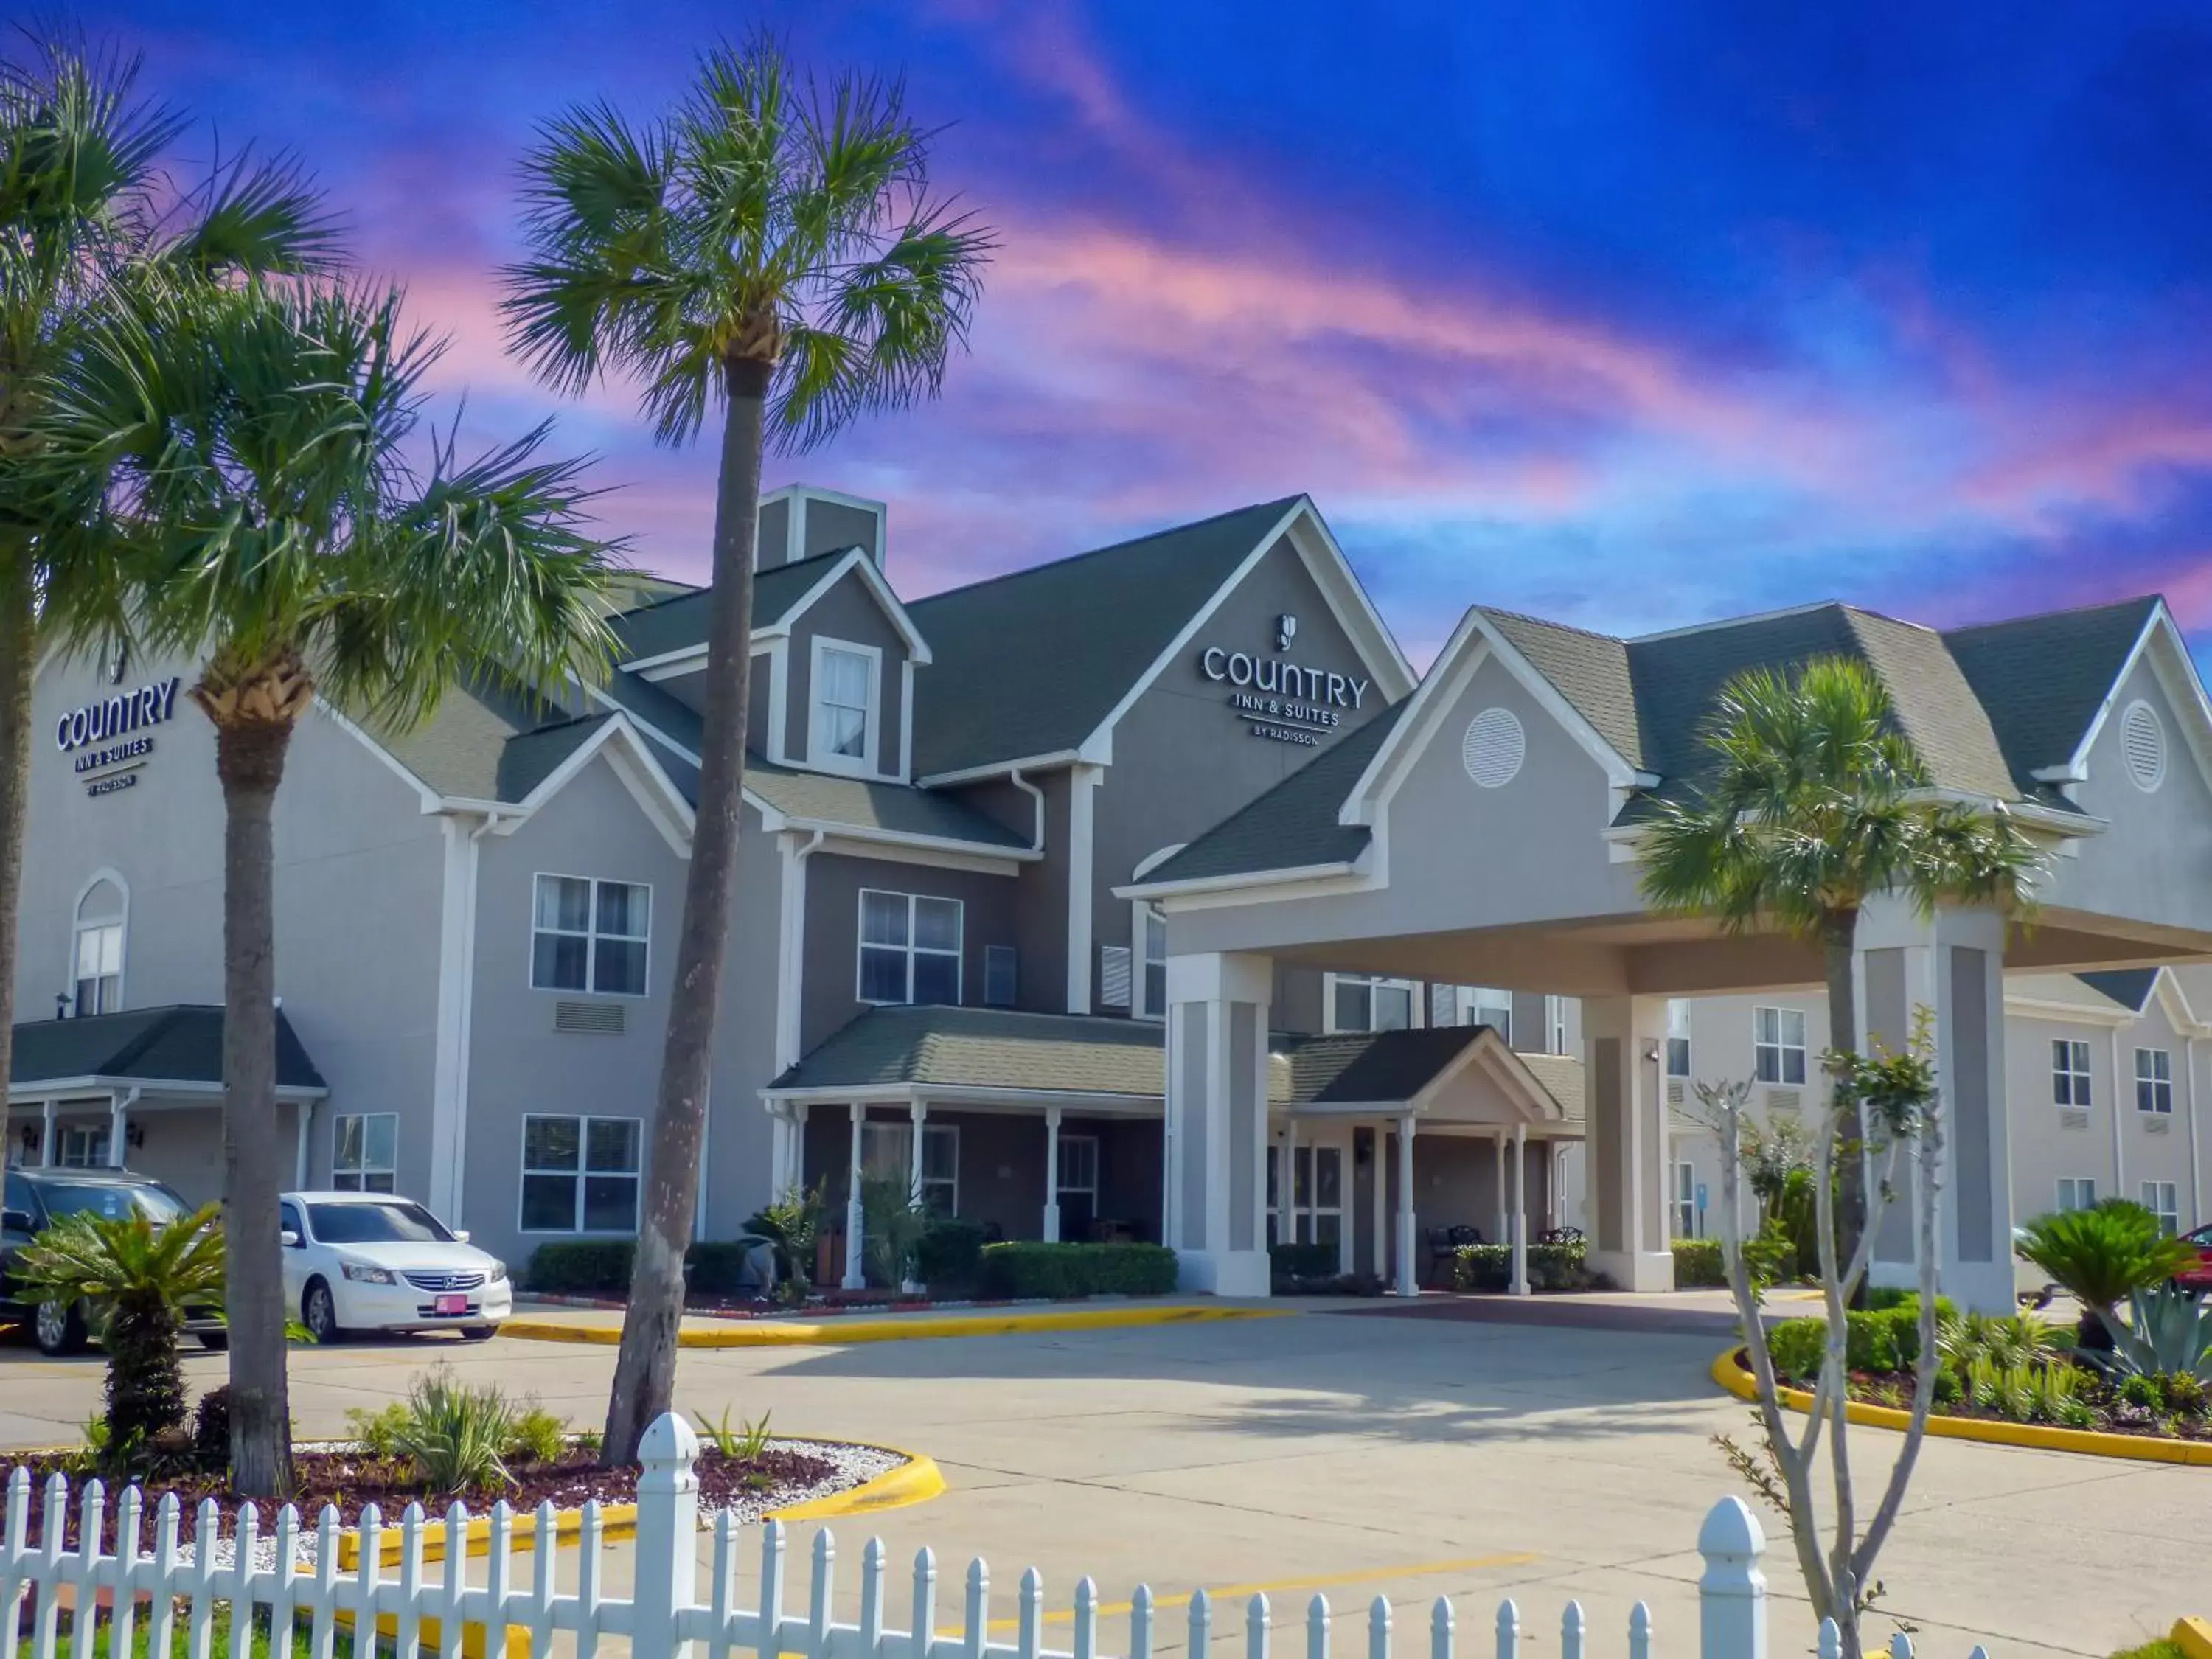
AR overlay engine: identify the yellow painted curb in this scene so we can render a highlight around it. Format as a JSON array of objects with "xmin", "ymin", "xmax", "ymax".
[
  {"xmin": 2172, "ymin": 1615, "xmax": 2212, "ymax": 1659},
  {"xmin": 337, "ymin": 1439, "xmax": 945, "ymax": 1568},
  {"xmin": 1709, "ymin": 1349, "xmax": 2212, "ymax": 1467},
  {"xmin": 500, "ymin": 1303, "xmax": 1284, "ymax": 1348}
]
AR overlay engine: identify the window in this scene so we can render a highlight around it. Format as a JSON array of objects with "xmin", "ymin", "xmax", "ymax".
[
  {"xmin": 2142, "ymin": 1180, "xmax": 2180, "ymax": 1236},
  {"xmin": 810, "ymin": 640, "xmax": 877, "ymax": 770},
  {"xmin": 2056, "ymin": 1176, "xmax": 2098, "ymax": 1213},
  {"xmin": 860, "ymin": 1120, "xmax": 959, "ymax": 1214},
  {"xmin": 2052, "ymin": 1040, "xmax": 2093, "ymax": 1107},
  {"xmin": 858, "ymin": 891, "xmax": 962, "ymax": 1004},
  {"xmin": 58, "ymin": 1124, "xmax": 110, "ymax": 1169},
  {"xmin": 1329, "ymin": 974, "xmax": 1412, "ymax": 1034},
  {"xmin": 521, "ymin": 1115, "xmax": 641, "ymax": 1233},
  {"xmin": 532, "ymin": 875, "xmax": 650, "ymax": 996},
  {"xmin": 1137, "ymin": 905, "xmax": 1169, "ymax": 1020},
  {"xmin": 72, "ymin": 877, "xmax": 125, "ymax": 1016},
  {"xmin": 1057, "ymin": 1133, "xmax": 1099, "ymax": 1240},
  {"xmin": 1753, "ymin": 1006, "xmax": 1807, "ymax": 1085},
  {"xmin": 333, "ymin": 1113, "xmax": 398, "ymax": 1194},
  {"xmin": 2135, "ymin": 1048, "xmax": 2174, "ymax": 1115},
  {"xmin": 1545, "ymin": 995, "xmax": 1568, "ymax": 1056},
  {"xmin": 1666, "ymin": 1000, "xmax": 1693, "ymax": 1079},
  {"xmin": 1467, "ymin": 987, "xmax": 1513, "ymax": 1042},
  {"xmin": 1673, "ymin": 1162, "xmax": 1698, "ymax": 1239},
  {"xmin": 984, "ymin": 945, "xmax": 1018, "ymax": 1008}
]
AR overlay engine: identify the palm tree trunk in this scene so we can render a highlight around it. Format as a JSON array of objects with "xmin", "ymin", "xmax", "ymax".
[
  {"xmin": 214, "ymin": 713, "xmax": 295, "ymax": 1499},
  {"xmin": 603, "ymin": 357, "xmax": 767, "ymax": 1465},
  {"xmin": 1823, "ymin": 912, "xmax": 1868, "ymax": 1298},
  {"xmin": 0, "ymin": 547, "xmax": 35, "ymax": 1126}
]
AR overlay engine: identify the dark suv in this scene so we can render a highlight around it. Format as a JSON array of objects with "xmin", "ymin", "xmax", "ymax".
[{"xmin": 1, "ymin": 1167, "xmax": 228, "ymax": 1356}]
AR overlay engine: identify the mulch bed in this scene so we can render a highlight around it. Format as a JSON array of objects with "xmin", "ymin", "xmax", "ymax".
[
  {"xmin": 5, "ymin": 1443, "xmax": 840, "ymax": 1553},
  {"xmin": 1738, "ymin": 1352, "xmax": 2212, "ymax": 1441}
]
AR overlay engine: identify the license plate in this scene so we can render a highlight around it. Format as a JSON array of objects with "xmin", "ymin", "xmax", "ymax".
[{"xmin": 434, "ymin": 1293, "xmax": 467, "ymax": 1316}]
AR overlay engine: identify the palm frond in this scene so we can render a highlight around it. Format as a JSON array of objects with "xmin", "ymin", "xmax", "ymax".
[{"xmin": 159, "ymin": 147, "xmax": 343, "ymax": 278}]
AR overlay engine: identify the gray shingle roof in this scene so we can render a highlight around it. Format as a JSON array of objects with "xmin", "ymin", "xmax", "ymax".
[
  {"xmin": 2076, "ymin": 968, "xmax": 2159, "ymax": 1012},
  {"xmin": 768, "ymin": 1006, "xmax": 1166, "ymax": 1097},
  {"xmin": 609, "ymin": 552, "xmax": 854, "ymax": 665},
  {"xmin": 1267, "ymin": 1026, "xmax": 1483, "ymax": 1106},
  {"xmin": 742, "ymin": 754, "xmax": 1032, "ymax": 849},
  {"xmin": 908, "ymin": 498, "xmax": 1304, "ymax": 779},
  {"xmin": 12, "ymin": 1006, "xmax": 325, "ymax": 1091},
  {"xmin": 1481, "ymin": 611, "xmax": 1644, "ymax": 771},
  {"xmin": 1943, "ymin": 597, "xmax": 2160, "ymax": 790}
]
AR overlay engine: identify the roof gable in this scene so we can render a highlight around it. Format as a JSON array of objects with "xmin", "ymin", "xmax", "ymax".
[{"xmin": 1942, "ymin": 596, "xmax": 2160, "ymax": 788}]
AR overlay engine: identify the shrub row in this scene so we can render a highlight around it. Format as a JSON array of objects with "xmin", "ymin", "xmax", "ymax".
[
  {"xmin": 1672, "ymin": 1238, "xmax": 1726, "ymax": 1288},
  {"xmin": 975, "ymin": 1242, "xmax": 1179, "ymax": 1299},
  {"xmin": 524, "ymin": 1239, "xmax": 758, "ymax": 1296},
  {"xmin": 1452, "ymin": 1239, "xmax": 1591, "ymax": 1293},
  {"xmin": 914, "ymin": 1219, "xmax": 989, "ymax": 1291},
  {"xmin": 1765, "ymin": 1295, "xmax": 1959, "ymax": 1381}
]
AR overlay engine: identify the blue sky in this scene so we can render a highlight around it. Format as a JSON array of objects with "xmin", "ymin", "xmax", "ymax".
[{"xmin": 91, "ymin": 1, "xmax": 2212, "ymax": 665}]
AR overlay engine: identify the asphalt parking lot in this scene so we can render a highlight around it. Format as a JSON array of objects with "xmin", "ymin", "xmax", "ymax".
[{"xmin": 0, "ymin": 1305, "xmax": 2194, "ymax": 1658}]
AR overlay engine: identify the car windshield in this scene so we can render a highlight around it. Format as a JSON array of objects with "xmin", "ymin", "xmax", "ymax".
[
  {"xmin": 306, "ymin": 1200, "xmax": 453, "ymax": 1245},
  {"xmin": 38, "ymin": 1181, "xmax": 189, "ymax": 1225}
]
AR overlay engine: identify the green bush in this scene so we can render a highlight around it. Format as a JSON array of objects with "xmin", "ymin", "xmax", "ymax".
[
  {"xmin": 1767, "ymin": 1318, "xmax": 1826, "ymax": 1382},
  {"xmin": 1672, "ymin": 1239, "xmax": 1725, "ymax": 1288},
  {"xmin": 524, "ymin": 1241, "xmax": 634, "ymax": 1295},
  {"xmin": 1741, "ymin": 1222, "xmax": 1798, "ymax": 1287},
  {"xmin": 1451, "ymin": 1239, "xmax": 1590, "ymax": 1293},
  {"xmin": 914, "ymin": 1220, "xmax": 988, "ymax": 1290},
  {"xmin": 1775, "ymin": 1167, "xmax": 1823, "ymax": 1277},
  {"xmin": 1766, "ymin": 1304, "xmax": 1952, "ymax": 1381},
  {"xmin": 975, "ymin": 1242, "xmax": 1178, "ymax": 1299}
]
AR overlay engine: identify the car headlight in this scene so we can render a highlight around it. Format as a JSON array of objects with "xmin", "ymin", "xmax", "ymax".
[
  {"xmin": 488, "ymin": 1260, "xmax": 508, "ymax": 1284},
  {"xmin": 341, "ymin": 1262, "xmax": 397, "ymax": 1284}
]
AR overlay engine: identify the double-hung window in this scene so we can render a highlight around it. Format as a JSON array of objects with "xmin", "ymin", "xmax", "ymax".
[
  {"xmin": 521, "ymin": 1115, "xmax": 641, "ymax": 1233},
  {"xmin": 2052, "ymin": 1040, "xmax": 2093, "ymax": 1107},
  {"xmin": 532, "ymin": 875, "xmax": 650, "ymax": 996},
  {"xmin": 1137, "ymin": 905, "xmax": 1168, "ymax": 1020},
  {"xmin": 58, "ymin": 1124, "xmax": 110, "ymax": 1169},
  {"xmin": 1545, "ymin": 995, "xmax": 1568, "ymax": 1055},
  {"xmin": 810, "ymin": 641, "xmax": 877, "ymax": 771},
  {"xmin": 1329, "ymin": 974, "xmax": 1413, "ymax": 1034},
  {"xmin": 2142, "ymin": 1181, "xmax": 2180, "ymax": 1236},
  {"xmin": 2056, "ymin": 1176, "xmax": 2097, "ymax": 1213},
  {"xmin": 2135, "ymin": 1048, "xmax": 2174, "ymax": 1114},
  {"xmin": 72, "ymin": 877, "xmax": 125, "ymax": 1015},
  {"xmin": 858, "ymin": 891, "xmax": 962, "ymax": 1004},
  {"xmin": 1467, "ymin": 987, "xmax": 1513, "ymax": 1042},
  {"xmin": 1753, "ymin": 1006, "xmax": 1807, "ymax": 1085},
  {"xmin": 1666, "ymin": 999, "xmax": 1693, "ymax": 1079},
  {"xmin": 860, "ymin": 1121, "xmax": 959, "ymax": 1214},
  {"xmin": 1672, "ymin": 1162, "xmax": 1697, "ymax": 1238},
  {"xmin": 333, "ymin": 1113, "xmax": 399, "ymax": 1194}
]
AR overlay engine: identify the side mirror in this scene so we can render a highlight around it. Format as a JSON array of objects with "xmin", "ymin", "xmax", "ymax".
[
  {"xmin": 453, "ymin": 1229, "xmax": 471, "ymax": 1245},
  {"xmin": 1, "ymin": 1208, "xmax": 32, "ymax": 1235},
  {"xmin": 279, "ymin": 1229, "xmax": 302, "ymax": 1249}
]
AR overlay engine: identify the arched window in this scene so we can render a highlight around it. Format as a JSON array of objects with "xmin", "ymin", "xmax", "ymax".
[{"xmin": 72, "ymin": 874, "xmax": 127, "ymax": 1016}]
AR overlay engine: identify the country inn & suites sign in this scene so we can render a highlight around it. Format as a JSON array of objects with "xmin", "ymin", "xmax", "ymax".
[
  {"xmin": 55, "ymin": 670, "xmax": 182, "ymax": 798},
  {"xmin": 1197, "ymin": 613, "xmax": 1371, "ymax": 746}
]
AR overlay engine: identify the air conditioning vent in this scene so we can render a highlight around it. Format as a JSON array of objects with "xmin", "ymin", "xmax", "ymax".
[
  {"xmin": 1764, "ymin": 1088, "xmax": 1801, "ymax": 1114},
  {"xmin": 1099, "ymin": 945, "xmax": 1133, "ymax": 1009},
  {"xmin": 1666, "ymin": 1080, "xmax": 1686, "ymax": 1107},
  {"xmin": 2145, "ymin": 1114, "xmax": 2172, "ymax": 1137},
  {"xmin": 2059, "ymin": 1107, "xmax": 2090, "ymax": 1132},
  {"xmin": 554, "ymin": 1000, "xmax": 625, "ymax": 1035}
]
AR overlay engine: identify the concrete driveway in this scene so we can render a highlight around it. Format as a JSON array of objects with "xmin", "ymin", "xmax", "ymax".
[{"xmin": 0, "ymin": 1307, "xmax": 2193, "ymax": 1659}]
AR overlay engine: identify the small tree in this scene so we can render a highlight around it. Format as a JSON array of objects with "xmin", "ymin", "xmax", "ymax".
[
  {"xmin": 1705, "ymin": 1020, "xmax": 1941, "ymax": 1659},
  {"xmin": 13, "ymin": 1202, "xmax": 225, "ymax": 1454},
  {"xmin": 2015, "ymin": 1200, "xmax": 2191, "ymax": 1349}
]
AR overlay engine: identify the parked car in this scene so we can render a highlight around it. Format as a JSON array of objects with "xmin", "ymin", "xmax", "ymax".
[
  {"xmin": 1, "ymin": 1166, "xmax": 229, "ymax": 1356},
  {"xmin": 2177, "ymin": 1222, "xmax": 2212, "ymax": 1294},
  {"xmin": 278, "ymin": 1191, "xmax": 511, "ymax": 1342},
  {"xmin": 2013, "ymin": 1228, "xmax": 2058, "ymax": 1309}
]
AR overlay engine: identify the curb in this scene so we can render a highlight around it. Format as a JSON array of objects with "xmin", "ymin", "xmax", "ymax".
[
  {"xmin": 499, "ymin": 1303, "xmax": 1284, "ymax": 1348},
  {"xmin": 338, "ymin": 1440, "xmax": 947, "ymax": 1569},
  {"xmin": 2174, "ymin": 1616, "xmax": 2212, "ymax": 1659},
  {"xmin": 1709, "ymin": 1348, "xmax": 2212, "ymax": 1466}
]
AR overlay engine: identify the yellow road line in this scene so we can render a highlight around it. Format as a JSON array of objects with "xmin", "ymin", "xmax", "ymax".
[{"xmin": 987, "ymin": 1551, "xmax": 1542, "ymax": 1630}]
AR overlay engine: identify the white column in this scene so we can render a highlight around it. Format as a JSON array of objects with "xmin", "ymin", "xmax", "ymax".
[
  {"xmin": 1582, "ymin": 995, "xmax": 1674, "ymax": 1292},
  {"xmin": 1043, "ymin": 1107, "xmax": 1063, "ymax": 1243},
  {"xmin": 1492, "ymin": 1133, "xmax": 1507, "ymax": 1245},
  {"xmin": 1284, "ymin": 1114, "xmax": 1300, "ymax": 1243},
  {"xmin": 789, "ymin": 1102, "xmax": 810, "ymax": 1192},
  {"xmin": 768, "ymin": 1107, "xmax": 791, "ymax": 1197},
  {"xmin": 2186, "ymin": 1035, "xmax": 2202, "ymax": 1227},
  {"xmin": 842, "ymin": 1102, "xmax": 867, "ymax": 1290},
  {"xmin": 293, "ymin": 1101, "xmax": 313, "ymax": 1188},
  {"xmin": 1369, "ymin": 1124, "xmax": 1388, "ymax": 1281},
  {"xmin": 1510, "ymin": 1123, "xmax": 1530, "ymax": 1297},
  {"xmin": 2110, "ymin": 1024, "xmax": 2127, "ymax": 1208},
  {"xmin": 1394, "ymin": 1113, "xmax": 1417, "ymax": 1297},
  {"xmin": 108, "ymin": 1093, "xmax": 126, "ymax": 1169},
  {"xmin": 1164, "ymin": 950, "xmax": 1273, "ymax": 1295},
  {"xmin": 40, "ymin": 1099, "xmax": 55, "ymax": 1168},
  {"xmin": 907, "ymin": 1100, "xmax": 928, "ymax": 1200}
]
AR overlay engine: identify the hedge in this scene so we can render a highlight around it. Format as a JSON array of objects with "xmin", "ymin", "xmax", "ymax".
[
  {"xmin": 914, "ymin": 1220, "xmax": 988, "ymax": 1291},
  {"xmin": 1453, "ymin": 1239, "xmax": 1590, "ymax": 1293},
  {"xmin": 975, "ymin": 1242, "xmax": 1179, "ymax": 1299},
  {"xmin": 1672, "ymin": 1238, "xmax": 1726, "ymax": 1288},
  {"xmin": 524, "ymin": 1239, "xmax": 765, "ymax": 1297},
  {"xmin": 1764, "ymin": 1296, "xmax": 1959, "ymax": 1382}
]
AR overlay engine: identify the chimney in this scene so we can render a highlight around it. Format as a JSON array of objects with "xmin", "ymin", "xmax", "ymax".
[{"xmin": 756, "ymin": 486, "xmax": 887, "ymax": 572}]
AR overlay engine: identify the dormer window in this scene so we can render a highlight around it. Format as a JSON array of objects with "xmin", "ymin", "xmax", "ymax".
[{"xmin": 810, "ymin": 639, "xmax": 878, "ymax": 773}]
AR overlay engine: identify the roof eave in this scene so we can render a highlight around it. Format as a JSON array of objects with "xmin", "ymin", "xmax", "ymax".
[{"xmin": 1119, "ymin": 859, "xmax": 1360, "ymax": 902}]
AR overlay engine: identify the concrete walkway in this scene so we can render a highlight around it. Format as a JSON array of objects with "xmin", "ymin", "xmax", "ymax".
[{"xmin": 0, "ymin": 1306, "xmax": 2192, "ymax": 1658}]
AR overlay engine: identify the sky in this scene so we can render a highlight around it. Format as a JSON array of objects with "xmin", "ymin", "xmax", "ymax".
[{"xmin": 89, "ymin": 1, "xmax": 2212, "ymax": 667}]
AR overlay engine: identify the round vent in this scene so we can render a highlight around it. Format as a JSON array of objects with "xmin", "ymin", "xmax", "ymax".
[
  {"xmin": 1462, "ymin": 707, "xmax": 1526, "ymax": 789},
  {"xmin": 2121, "ymin": 699, "xmax": 2166, "ymax": 793}
]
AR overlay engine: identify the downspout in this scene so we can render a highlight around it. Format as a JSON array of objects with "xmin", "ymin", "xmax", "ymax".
[
  {"xmin": 2109, "ymin": 1024, "xmax": 2126, "ymax": 1207},
  {"xmin": 1008, "ymin": 768, "xmax": 1046, "ymax": 854}
]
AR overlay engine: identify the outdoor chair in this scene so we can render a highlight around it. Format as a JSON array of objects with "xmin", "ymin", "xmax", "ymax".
[{"xmin": 1424, "ymin": 1225, "xmax": 1458, "ymax": 1287}]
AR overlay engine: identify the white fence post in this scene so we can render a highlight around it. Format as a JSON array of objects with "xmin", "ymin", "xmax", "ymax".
[
  {"xmin": 632, "ymin": 1411, "xmax": 703, "ymax": 1659},
  {"xmin": 1697, "ymin": 1497, "xmax": 1767, "ymax": 1659}
]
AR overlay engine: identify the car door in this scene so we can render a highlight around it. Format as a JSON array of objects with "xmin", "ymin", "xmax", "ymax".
[
  {"xmin": 0, "ymin": 1174, "xmax": 38, "ymax": 1311},
  {"xmin": 278, "ymin": 1200, "xmax": 310, "ymax": 1310}
]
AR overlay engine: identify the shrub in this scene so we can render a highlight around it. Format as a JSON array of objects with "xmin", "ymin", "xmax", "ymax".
[
  {"xmin": 742, "ymin": 1183, "xmax": 827, "ymax": 1301},
  {"xmin": 1671, "ymin": 1238, "xmax": 1725, "ymax": 1288},
  {"xmin": 1765, "ymin": 1306, "xmax": 1940, "ymax": 1380},
  {"xmin": 2016, "ymin": 1201, "xmax": 2195, "ymax": 1338},
  {"xmin": 1774, "ymin": 1167, "xmax": 1823, "ymax": 1278},
  {"xmin": 192, "ymin": 1386, "xmax": 232, "ymax": 1469},
  {"xmin": 1767, "ymin": 1318, "xmax": 1826, "ymax": 1383},
  {"xmin": 975, "ymin": 1242, "xmax": 1178, "ymax": 1299},
  {"xmin": 506, "ymin": 1402, "xmax": 568, "ymax": 1466},
  {"xmin": 1452, "ymin": 1239, "xmax": 1590, "ymax": 1293},
  {"xmin": 346, "ymin": 1400, "xmax": 413, "ymax": 1459},
  {"xmin": 386, "ymin": 1366, "xmax": 518, "ymax": 1495},
  {"xmin": 914, "ymin": 1219, "xmax": 987, "ymax": 1290},
  {"xmin": 524, "ymin": 1240, "xmax": 634, "ymax": 1295},
  {"xmin": 2161, "ymin": 1372, "xmax": 2208, "ymax": 1416},
  {"xmin": 1740, "ymin": 1222, "xmax": 1798, "ymax": 1289}
]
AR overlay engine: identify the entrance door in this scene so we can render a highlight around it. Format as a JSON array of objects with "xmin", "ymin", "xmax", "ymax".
[{"xmin": 1267, "ymin": 1127, "xmax": 1352, "ymax": 1272}]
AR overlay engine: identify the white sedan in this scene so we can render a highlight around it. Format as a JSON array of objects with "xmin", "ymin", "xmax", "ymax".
[{"xmin": 278, "ymin": 1191, "xmax": 512, "ymax": 1342}]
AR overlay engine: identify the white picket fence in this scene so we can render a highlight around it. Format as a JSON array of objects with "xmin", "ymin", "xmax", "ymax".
[{"xmin": 1, "ymin": 1413, "xmax": 1990, "ymax": 1659}]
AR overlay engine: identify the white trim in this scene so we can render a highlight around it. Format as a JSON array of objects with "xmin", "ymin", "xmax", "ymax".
[
  {"xmin": 428, "ymin": 817, "xmax": 481, "ymax": 1220},
  {"xmin": 67, "ymin": 868, "xmax": 129, "ymax": 1018},
  {"xmin": 855, "ymin": 888, "xmax": 965, "ymax": 1006},
  {"xmin": 898, "ymin": 658, "xmax": 916, "ymax": 784},
  {"xmin": 765, "ymin": 637, "xmax": 790, "ymax": 765},
  {"xmin": 915, "ymin": 750, "xmax": 1082, "ymax": 790},
  {"xmin": 2005, "ymin": 991, "xmax": 2137, "ymax": 1029},
  {"xmin": 758, "ymin": 1079, "xmax": 1164, "ymax": 1115},
  {"xmin": 2063, "ymin": 602, "xmax": 2212, "ymax": 796},
  {"xmin": 774, "ymin": 830, "xmax": 824, "ymax": 1072},
  {"xmin": 762, "ymin": 484, "xmax": 890, "ymax": 568},
  {"xmin": 7, "ymin": 1075, "xmax": 327, "ymax": 1104},
  {"xmin": 768, "ymin": 549, "xmax": 928, "ymax": 657},
  {"xmin": 498, "ymin": 714, "xmax": 698, "ymax": 853},
  {"xmin": 805, "ymin": 636, "xmax": 883, "ymax": 778},
  {"xmin": 1067, "ymin": 764, "xmax": 1102, "ymax": 1012},
  {"xmin": 1118, "ymin": 859, "xmax": 1364, "ymax": 903},
  {"xmin": 807, "ymin": 833, "xmax": 1026, "ymax": 877},
  {"xmin": 529, "ymin": 872, "xmax": 653, "ymax": 998},
  {"xmin": 1322, "ymin": 972, "xmax": 1419, "ymax": 1035}
]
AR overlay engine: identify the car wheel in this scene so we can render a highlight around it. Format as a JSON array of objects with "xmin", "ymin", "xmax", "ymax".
[
  {"xmin": 302, "ymin": 1280, "xmax": 343, "ymax": 1344},
  {"xmin": 197, "ymin": 1330, "xmax": 229, "ymax": 1352},
  {"xmin": 34, "ymin": 1298, "xmax": 88, "ymax": 1357},
  {"xmin": 460, "ymin": 1325, "xmax": 497, "ymax": 1343}
]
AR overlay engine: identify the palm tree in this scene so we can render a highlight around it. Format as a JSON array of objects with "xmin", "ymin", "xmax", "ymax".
[
  {"xmin": 2016, "ymin": 1200, "xmax": 2194, "ymax": 1348},
  {"xmin": 0, "ymin": 36, "xmax": 333, "ymax": 1133},
  {"xmin": 13, "ymin": 1201, "xmax": 225, "ymax": 1453},
  {"xmin": 35, "ymin": 275, "xmax": 619, "ymax": 1497},
  {"xmin": 501, "ymin": 35, "xmax": 993, "ymax": 1462},
  {"xmin": 1639, "ymin": 656, "xmax": 2045, "ymax": 1273}
]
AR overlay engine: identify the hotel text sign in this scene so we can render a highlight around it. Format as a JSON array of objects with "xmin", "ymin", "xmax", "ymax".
[
  {"xmin": 55, "ymin": 675, "xmax": 182, "ymax": 798},
  {"xmin": 1197, "ymin": 615, "xmax": 1369, "ymax": 748}
]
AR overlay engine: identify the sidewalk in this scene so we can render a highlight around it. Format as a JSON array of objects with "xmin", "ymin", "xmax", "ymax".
[{"xmin": 501, "ymin": 1296, "xmax": 1288, "ymax": 1346}]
